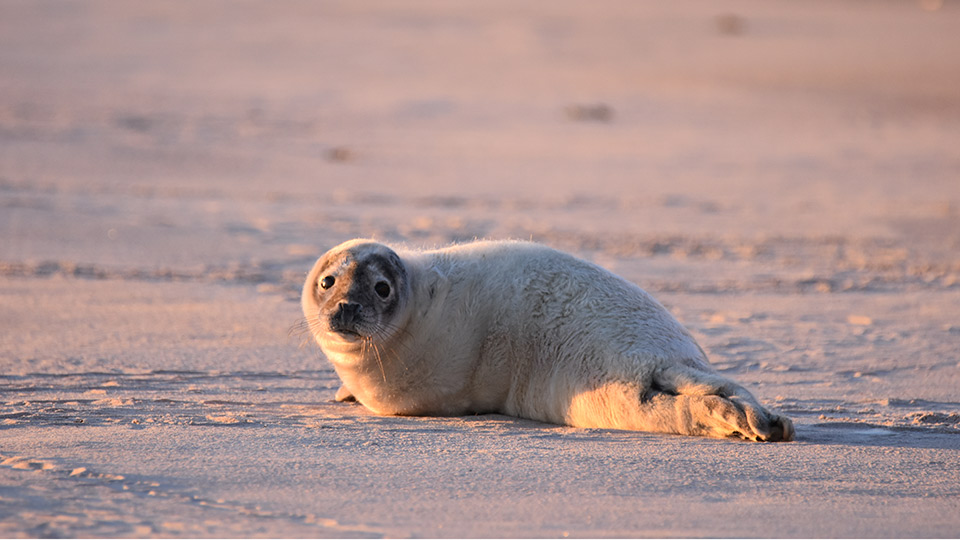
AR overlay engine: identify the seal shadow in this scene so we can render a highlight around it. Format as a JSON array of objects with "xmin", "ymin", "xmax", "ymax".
[
  {"xmin": 334, "ymin": 399, "xmax": 960, "ymax": 450},
  {"xmin": 797, "ymin": 422, "xmax": 960, "ymax": 451}
]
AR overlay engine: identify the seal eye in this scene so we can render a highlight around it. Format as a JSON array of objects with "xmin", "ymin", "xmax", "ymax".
[
  {"xmin": 320, "ymin": 276, "xmax": 335, "ymax": 290},
  {"xmin": 374, "ymin": 281, "xmax": 391, "ymax": 299}
]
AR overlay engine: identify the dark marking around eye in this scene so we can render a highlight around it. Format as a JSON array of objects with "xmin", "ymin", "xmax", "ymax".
[
  {"xmin": 375, "ymin": 281, "xmax": 391, "ymax": 299},
  {"xmin": 320, "ymin": 275, "xmax": 336, "ymax": 290}
]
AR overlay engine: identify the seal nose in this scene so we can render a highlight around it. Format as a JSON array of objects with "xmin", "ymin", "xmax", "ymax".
[{"xmin": 335, "ymin": 302, "xmax": 363, "ymax": 326}]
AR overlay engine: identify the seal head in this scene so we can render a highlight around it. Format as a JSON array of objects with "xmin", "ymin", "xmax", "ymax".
[{"xmin": 302, "ymin": 239, "xmax": 411, "ymax": 353}]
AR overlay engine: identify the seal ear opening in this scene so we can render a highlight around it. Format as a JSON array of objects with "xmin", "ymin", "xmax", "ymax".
[
  {"xmin": 426, "ymin": 267, "xmax": 448, "ymax": 299},
  {"xmin": 416, "ymin": 267, "xmax": 450, "ymax": 318}
]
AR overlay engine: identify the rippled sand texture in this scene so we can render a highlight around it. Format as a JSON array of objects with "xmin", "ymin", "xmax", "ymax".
[{"xmin": 2, "ymin": 1, "xmax": 959, "ymax": 537}]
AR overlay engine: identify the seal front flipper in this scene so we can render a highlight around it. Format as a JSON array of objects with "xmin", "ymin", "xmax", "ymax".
[{"xmin": 334, "ymin": 384, "xmax": 356, "ymax": 402}]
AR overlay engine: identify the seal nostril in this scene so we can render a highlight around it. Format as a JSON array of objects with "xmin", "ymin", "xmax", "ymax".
[{"xmin": 336, "ymin": 302, "xmax": 363, "ymax": 325}]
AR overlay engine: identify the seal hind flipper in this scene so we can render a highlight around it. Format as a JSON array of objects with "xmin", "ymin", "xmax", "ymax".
[{"xmin": 566, "ymin": 382, "xmax": 794, "ymax": 442}]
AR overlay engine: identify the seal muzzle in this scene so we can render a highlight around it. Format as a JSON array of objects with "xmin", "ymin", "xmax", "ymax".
[{"xmin": 331, "ymin": 301, "xmax": 364, "ymax": 336}]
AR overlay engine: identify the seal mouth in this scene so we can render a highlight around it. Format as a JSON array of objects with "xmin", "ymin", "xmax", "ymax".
[
  {"xmin": 320, "ymin": 327, "xmax": 366, "ymax": 351},
  {"xmin": 332, "ymin": 328, "xmax": 364, "ymax": 340}
]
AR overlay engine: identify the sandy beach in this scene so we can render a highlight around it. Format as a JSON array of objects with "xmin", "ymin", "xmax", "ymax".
[{"xmin": 2, "ymin": 1, "xmax": 959, "ymax": 537}]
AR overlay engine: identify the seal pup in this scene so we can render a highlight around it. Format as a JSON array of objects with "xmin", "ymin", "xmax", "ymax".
[{"xmin": 302, "ymin": 239, "xmax": 794, "ymax": 442}]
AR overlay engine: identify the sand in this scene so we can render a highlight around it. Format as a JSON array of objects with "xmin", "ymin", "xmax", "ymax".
[{"xmin": 2, "ymin": 1, "xmax": 959, "ymax": 537}]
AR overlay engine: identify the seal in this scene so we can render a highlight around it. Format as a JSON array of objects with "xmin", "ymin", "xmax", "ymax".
[{"xmin": 302, "ymin": 238, "xmax": 794, "ymax": 442}]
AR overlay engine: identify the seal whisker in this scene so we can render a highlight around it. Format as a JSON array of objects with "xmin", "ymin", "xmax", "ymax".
[
  {"xmin": 373, "ymin": 323, "xmax": 414, "ymax": 373},
  {"xmin": 288, "ymin": 318, "xmax": 309, "ymax": 337},
  {"xmin": 289, "ymin": 317, "xmax": 324, "ymax": 349},
  {"xmin": 371, "ymin": 341, "xmax": 388, "ymax": 383}
]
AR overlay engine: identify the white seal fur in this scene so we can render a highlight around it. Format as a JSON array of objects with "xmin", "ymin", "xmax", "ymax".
[{"xmin": 302, "ymin": 239, "xmax": 794, "ymax": 441}]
